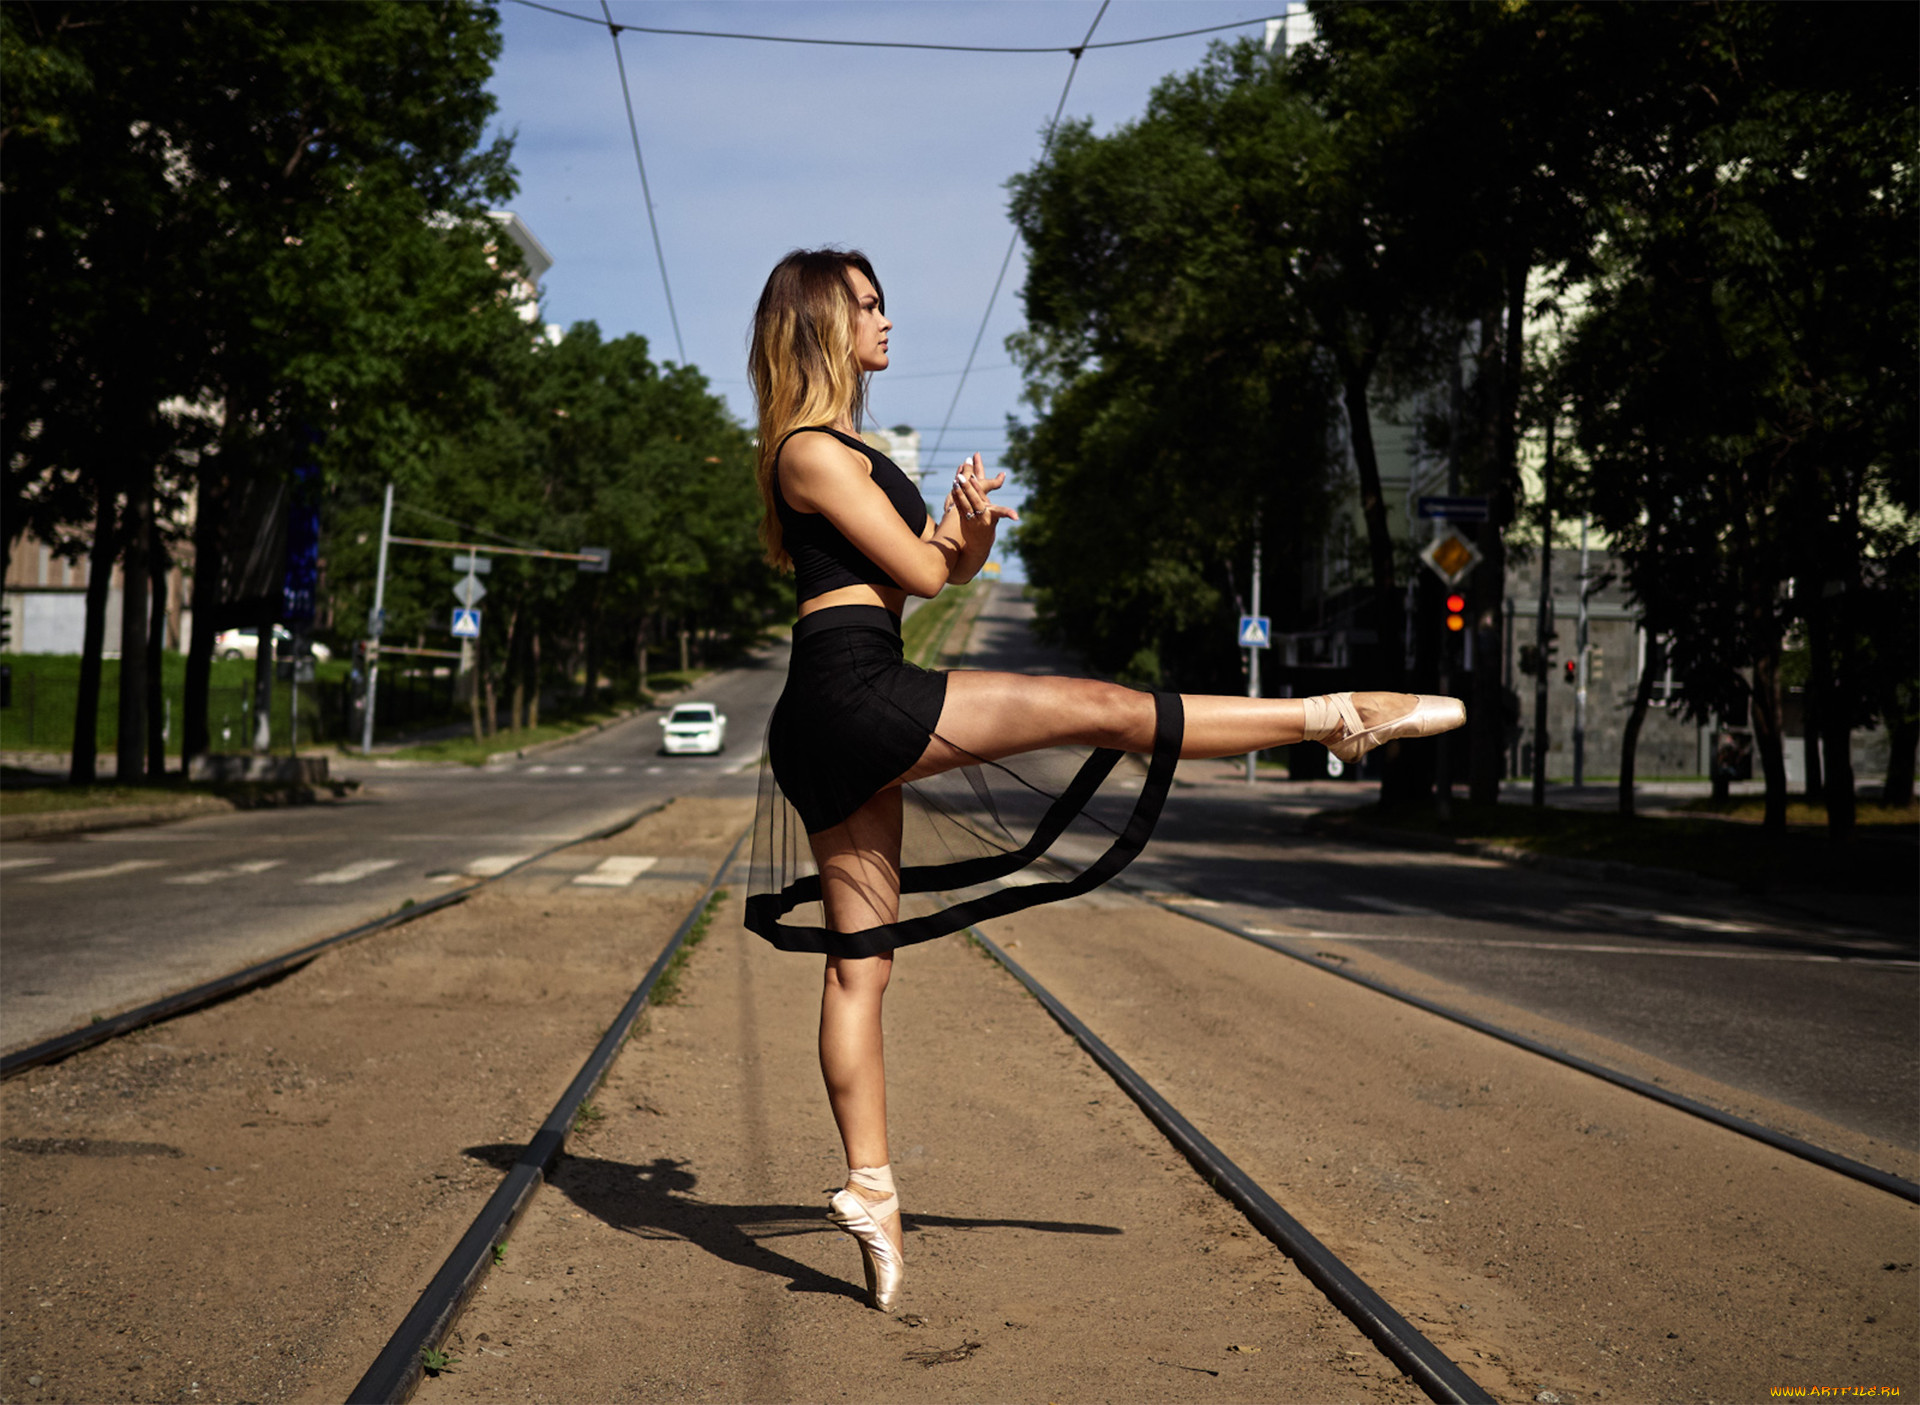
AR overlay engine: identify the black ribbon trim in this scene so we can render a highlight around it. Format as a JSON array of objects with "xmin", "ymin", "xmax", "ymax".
[{"xmin": 744, "ymin": 692, "xmax": 1183, "ymax": 958}]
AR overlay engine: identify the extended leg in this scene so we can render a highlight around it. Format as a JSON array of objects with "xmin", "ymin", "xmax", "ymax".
[{"xmin": 900, "ymin": 672, "xmax": 1451, "ymax": 780}]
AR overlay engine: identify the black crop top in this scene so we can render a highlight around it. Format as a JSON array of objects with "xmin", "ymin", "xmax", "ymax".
[{"xmin": 774, "ymin": 426, "xmax": 931, "ymax": 606}]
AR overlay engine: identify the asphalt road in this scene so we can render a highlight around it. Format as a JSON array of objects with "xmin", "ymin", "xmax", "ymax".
[
  {"xmin": 8, "ymin": 585, "xmax": 1915, "ymax": 1156},
  {"xmin": 1, "ymin": 645, "xmax": 786, "ymax": 1050}
]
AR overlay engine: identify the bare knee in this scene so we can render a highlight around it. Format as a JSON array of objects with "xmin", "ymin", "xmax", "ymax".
[
  {"xmin": 1074, "ymin": 680, "xmax": 1156, "ymax": 751},
  {"xmin": 825, "ymin": 953, "xmax": 893, "ymax": 1002}
]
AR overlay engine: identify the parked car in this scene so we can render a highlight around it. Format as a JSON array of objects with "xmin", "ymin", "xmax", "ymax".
[
  {"xmin": 659, "ymin": 703, "xmax": 727, "ymax": 755},
  {"xmin": 213, "ymin": 626, "xmax": 333, "ymax": 663}
]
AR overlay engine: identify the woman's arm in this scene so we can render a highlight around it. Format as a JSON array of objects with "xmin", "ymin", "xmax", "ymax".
[
  {"xmin": 781, "ymin": 433, "xmax": 965, "ymax": 597},
  {"xmin": 935, "ymin": 453, "xmax": 1016, "ymax": 585}
]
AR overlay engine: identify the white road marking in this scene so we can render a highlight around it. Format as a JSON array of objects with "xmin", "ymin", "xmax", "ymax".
[
  {"xmin": 166, "ymin": 859, "xmax": 285, "ymax": 886},
  {"xmin": 466, "ymin": 854, "xmax": 533, "ymax": 877},
  {"xmin": 601, "ymin": 766, "xmax": 626, "ymax": 774},
  {"xmin": 564, "ymin": 765, "xmax": 586, "ymax": 774},
  {"xmin": 1579, "ymin": 903, "xmax": 1761, "ymax": 935},
  {"xmin": 32, "ymin": 859, "xmax": 167, "ymax": 884},
  {"xmin": 527, "ymin": 765, "xmax": 551, "ymax": 774},
  {"xmin": 303, "ymin": 858, "xmax": 401, "ymax": 885},
  {"xmin": 1348, "ymin": 894, "xmax": 1441, "ymax": 918},
  {"xmin": 645, "ymin": 766, "xmax": 665, "ymax": 775},
  {"xmin": 571, "ymin": 856, "xmax": 659, "ymax": 887},
  {"xmin": 0, "ymin": 857, "xmax": 56, "ymax": 871},
  {"xmin": 1303, "ymin": 931, "xmax": 1915, "ymax": 966}
]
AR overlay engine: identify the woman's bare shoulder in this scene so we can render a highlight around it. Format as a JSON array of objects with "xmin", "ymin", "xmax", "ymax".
[{"xmin": 779, "ymin": 429, "xmax": 872, "ymax": 510}]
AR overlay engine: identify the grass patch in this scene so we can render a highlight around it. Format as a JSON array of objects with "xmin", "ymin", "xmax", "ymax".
[
  {"xmin": 1319, "ymin": 800, "xmax": 1918, "ymax": 895},
  {"xmin": 2, "ymin": 651, "xmax": 351, "ymax": 753},
  {"xmin": 638, "ymin": 668, "xmax": 711, "ymax": 706},
  {"xmin": 901, "ymin": 583, "xmax": 975, "ymax": 667},
  {"xmin": 650, "ymin": 888, "xmax": 727, "ymax": 1006},
  {"xmin": 1672, "ymin": 795, "xmax": 1919, "ymax": 829},
  {"xmin": 0, "ymin": 783, "xmax": 199, "ymax": 816},
  {"xmin": 379, "ymin": 708, "xmax": 629, "ymax": 765}
]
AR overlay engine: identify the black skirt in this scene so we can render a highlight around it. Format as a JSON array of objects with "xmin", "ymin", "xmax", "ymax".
[{"xmin": 745, "ymin": 604, "xmax": 1183, "ymax": 959}]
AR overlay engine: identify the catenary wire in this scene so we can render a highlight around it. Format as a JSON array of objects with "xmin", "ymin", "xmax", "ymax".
[
  {"xmin": 511, "ymin": 0, "xmax": 1285, "ymax": 54},
  {"xmin": 923, "ymin": 1, "xmax": 1109, "ymax": 469},
  {"xmin": 601, "ymin": 0, "xmax": 687, "ymax": 363}
]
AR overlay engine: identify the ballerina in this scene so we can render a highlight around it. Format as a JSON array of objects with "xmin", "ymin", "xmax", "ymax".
[{"xmin": 743, "ymin": 247, "xmax": 1464, "ymax": 1311}]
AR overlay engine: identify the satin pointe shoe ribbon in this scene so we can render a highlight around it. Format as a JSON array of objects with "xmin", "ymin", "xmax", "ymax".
[{"xmin": 1308, "ymin": 692, "xmax": 1467, "ymax": 762}]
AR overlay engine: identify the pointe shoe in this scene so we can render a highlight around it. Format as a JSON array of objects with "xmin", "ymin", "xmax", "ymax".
[
  {"xmin": 1317, "ymin": 692, "xmax": 1466, "ymax": 762},
  {"xmin": 827, "ymin": 1185, "xmax": 904, "ymax": 1311}
]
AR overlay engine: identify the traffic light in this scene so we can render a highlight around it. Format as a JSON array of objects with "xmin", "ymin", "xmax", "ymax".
[
  {"xmin": 1563, "ymin": 658, "xmax": 1577, "ymax": 686},
  {"xmin": 1444, "ymin": 592, "xmax": 1466, "ymax": 633}
]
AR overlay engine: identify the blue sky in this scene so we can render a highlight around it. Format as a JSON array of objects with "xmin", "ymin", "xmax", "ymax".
[{"xmin": 486, "ymin": 0, "xmax": 1288, "ymax": 577}]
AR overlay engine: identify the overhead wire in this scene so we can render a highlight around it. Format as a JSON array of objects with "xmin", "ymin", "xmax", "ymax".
[
  {"xmin": 600, "ymin": 0, "xmax": 686, "ymax": 363},
  {"xmin": 922, "ymin": 0, "xmax": 1111, "ymax": 469},
  {"xmin": 511, "ymin": 0, "xmax": 1283, "ymax": 54}
]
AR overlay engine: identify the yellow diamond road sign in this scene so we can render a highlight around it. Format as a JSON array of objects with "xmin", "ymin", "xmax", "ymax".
[{"xmin": 1421, "ymin": 526, "xmax": 1482, "ymax": 586}]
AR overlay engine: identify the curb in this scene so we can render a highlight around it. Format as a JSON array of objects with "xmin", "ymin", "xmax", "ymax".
[
  {"xmin": 1302, "ymin": 815, "xmax": 1743, "ymax": 898},
  {"xmin": 482, "ymin": 706, "xmax": 647, "ymax": 765}
]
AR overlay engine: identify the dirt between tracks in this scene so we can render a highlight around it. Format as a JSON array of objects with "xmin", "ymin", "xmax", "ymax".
[
  {"xmin": 424, "ymin": 888, "xmax": 1423, "ymax": 1405},
  {"xmin": 0, "ymin": 796, "xmax": 749, "ymax": 1405}
]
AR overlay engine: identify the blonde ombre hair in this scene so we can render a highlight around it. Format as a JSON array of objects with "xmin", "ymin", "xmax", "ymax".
[{"xmin": 749, "ymin": 248, "xmax": 884, "ymax": 570}]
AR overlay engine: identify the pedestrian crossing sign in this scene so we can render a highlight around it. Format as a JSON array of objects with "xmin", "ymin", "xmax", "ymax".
[
  {"xmin": 452, "ymin": 607, "xmax": 482, "ymax": 639},
  {"xmin": 1238, "ymin": 615, "xmax": 1271, "ymax": 649}
]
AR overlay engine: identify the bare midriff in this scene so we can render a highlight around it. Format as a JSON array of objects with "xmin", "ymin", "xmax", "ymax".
[{"xmin": 798, "ymin": 582, "xmax": 908, "ymax": 619}]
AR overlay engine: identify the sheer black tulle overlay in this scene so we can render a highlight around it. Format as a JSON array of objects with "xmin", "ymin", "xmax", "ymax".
[{"xmin": 745, "ymin": 618, "xmax": 1184, "ymax": 959}]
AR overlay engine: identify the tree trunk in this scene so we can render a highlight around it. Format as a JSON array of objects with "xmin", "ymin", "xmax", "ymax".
[
  {"xmin": 183, "ymin": 461, "xmax": 224, "ymax": 768},
  {"xmin": 636, "ymin": 621, "xmax": 650, "ymax": 701},
  {"xmin": 528, "ymin": 627, "xmax": 541, "ymax": 729},
  {"xmin": 71, "ymin": 486, "xmax": 119, "ymax": 785},
  {"xmin": 481, "ymin": 637, "xmax": 498, "ymax": 738},
  {"xmin": 1471, "ymin": 260, "xmax": 1529, "ymax": 807},
  {"xmin": 145, "ymin": 528, "xmax": 169, "ymax": 780},
  {"xmin": 506, "ymin": 608, "xmax": 526, "ymax": 731},
  {"xmin": 1803, "ymin": 694, "xmax": 1823, "ymax": 803},
  {"xmin": 1618, "ymin": 633, "xmax": 1662, "ymax": 818},
  {"xmin": 1750, "ymin": 646, "xmax": 1788, "ymax": 830},
  {"xmin": 250, "ymin": 605, "xmax": 274, "ymax": 754},
  {"xmin": 116, "ymin": 472, "xmax": 152, "ymax": 783},
  {"xmin": 1883, "ymin": 713, "xmax": 1917, "ymax": 808},
  {"xmin": 1820, "ymin": 718, "xmax": 1855, "ymax": 836}
]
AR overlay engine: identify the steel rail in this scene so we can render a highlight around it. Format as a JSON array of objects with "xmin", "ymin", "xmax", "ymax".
[
  {"xmin": 968, "ymin": 925, "xmax": 1495, "ymax": 1405},
  {"xmin": 347, "ymin": 827, "xmax": 749, "ymax": 1405},
  {"xmin": 1149, "ymin": 896, "xmax": 1920, "ymax": 1205},
  {"xmin": 0, "ymin": 802, "xmax": 669, "ymax": 1079}
]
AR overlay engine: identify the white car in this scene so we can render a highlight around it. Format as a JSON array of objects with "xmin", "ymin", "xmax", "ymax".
[
  {"xmin": 660, "ymin": 703, "xmax": 727, "ymax": 755},
  {"xmin": 213, "ymin": 626, "xmax": 333, "ymax": 663}
]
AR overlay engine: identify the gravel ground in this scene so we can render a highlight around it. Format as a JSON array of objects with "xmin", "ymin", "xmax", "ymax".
[{"xmin": 4, "ymin": 783, "xmax": 1914, "ymax": 1404}]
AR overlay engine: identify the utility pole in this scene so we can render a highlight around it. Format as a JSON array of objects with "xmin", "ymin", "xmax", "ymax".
[
  {"xmin": 1532, "ymin": 414, "xmax": 1555, "ymax": 808},
  {"xmin": 1246, "ymin": 516, "xmax": 1262, "ymax": 784},
  {"xmin": 361, "ymin": 482, "xmax": 394, "ymax": 756}
]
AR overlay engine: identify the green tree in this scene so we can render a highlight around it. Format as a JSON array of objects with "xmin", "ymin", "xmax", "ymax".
[{"xmin": 1564, "ymin": 0, "xmax": 1917, "ymax": 832}]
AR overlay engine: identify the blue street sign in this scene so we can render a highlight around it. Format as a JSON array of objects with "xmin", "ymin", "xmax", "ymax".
[
  {"xmin": 1238, "ymin": 615, "xmax": 1271, "ymax": 649},
  {"xmin": 1418, "ymin": 495, "xmax": 1491, "ymax": 522},
  {"xmin": 451, "ymin": 608, "xmax": 482, "ymax": 639}
]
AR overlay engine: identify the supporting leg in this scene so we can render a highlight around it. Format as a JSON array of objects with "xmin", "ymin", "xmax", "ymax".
[{"xmin": 811, "ymin": 787, "xmax": 906, "ymax": 1262}]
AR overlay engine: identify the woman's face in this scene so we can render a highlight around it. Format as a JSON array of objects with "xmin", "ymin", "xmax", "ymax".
[{"xmin": 847, "ymin": 267, "xmax": 890, "ymax": 373}]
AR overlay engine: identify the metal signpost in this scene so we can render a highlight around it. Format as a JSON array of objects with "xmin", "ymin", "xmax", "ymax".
[
  {"xmin": 1240, "ymin": 524, "xmax": 1266, "ymax": 784},
  {"xmin": 360, "ymin": 486, "xmax": 613, "ymax": 754}
]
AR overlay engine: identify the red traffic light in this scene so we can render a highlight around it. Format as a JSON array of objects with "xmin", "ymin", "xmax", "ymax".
[
  {"xmin": 1445, "ymin": 593, "xmax": 1466, "ymax": 613},
  {"xmin": 1563, "ymin": 659, "xmax": 1577, "ymax": 683}
]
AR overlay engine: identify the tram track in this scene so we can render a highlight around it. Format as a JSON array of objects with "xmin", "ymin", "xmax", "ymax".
[
  {"xmin": 347, "ymin": 830, "xmax": 747, "ymax": 1405},
  {"xmin": 1124, "ymin": 884, "xmax": 1919, "ymax": 1204}
]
